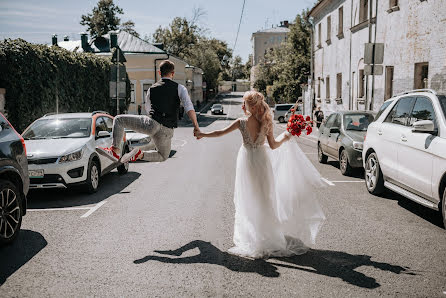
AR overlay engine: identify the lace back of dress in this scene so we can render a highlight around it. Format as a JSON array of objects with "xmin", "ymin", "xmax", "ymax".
[{"xmin": 239, "ymin": 118, "xmax": 265, "ymax": 148}]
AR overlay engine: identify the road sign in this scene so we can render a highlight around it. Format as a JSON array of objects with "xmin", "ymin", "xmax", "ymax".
[
  {"xmin": 109, "ymin": 82, "xmax": 126, "ymax": 98},
  {"xmin": 110, "ymin": 65, "xmax": 127, "ymax": 82},
  {"xmin": 364, "ymin": 43, "xmax": 384, "ymax": 64},
  {"xmin": 364, "ymin": 64, "xmax": 383, "ymax": 75},
  {"xmin": 111, "ymin": 47, "xmax": 126, "ymax": 63}
]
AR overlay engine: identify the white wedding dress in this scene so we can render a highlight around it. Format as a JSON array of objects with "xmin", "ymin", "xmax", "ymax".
[{"xmin": 228, "ymin": 118, "xmax": 326, "ymax": 259}]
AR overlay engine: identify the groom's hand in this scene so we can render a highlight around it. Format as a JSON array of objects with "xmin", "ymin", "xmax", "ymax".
[{"xmin": 194, "ymin": 127, "xmax": 202, "ymax": 139}]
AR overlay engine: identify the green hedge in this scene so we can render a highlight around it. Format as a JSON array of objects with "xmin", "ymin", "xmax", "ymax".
[{"xmin": 0, "ymin": 39, "xmax": 130, "ymax": 132}]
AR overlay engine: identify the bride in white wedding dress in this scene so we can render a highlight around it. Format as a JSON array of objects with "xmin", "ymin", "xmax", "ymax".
[{"xmin": 196, "ymin": 91, "xmax": 326, "ymax": 259}]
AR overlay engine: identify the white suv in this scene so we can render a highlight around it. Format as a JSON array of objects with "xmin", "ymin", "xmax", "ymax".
[
  {"xmin": 363, "ymin": 89, "xmax": 446, "ymax": 227},
  {"xmin": 22, "ymin": 112, "xmax": 129, "ymax": 193}
]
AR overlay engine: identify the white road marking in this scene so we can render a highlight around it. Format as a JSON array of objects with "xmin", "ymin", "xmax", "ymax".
[
  {"xmin": 28, "ymin": 201, "xmax": 107, "ymax": 218},
  {"xmin": 321, "ymin": 178, "xmax": 335, "ymax": 186},
  {"xmin": 331, "ymin": 180, "xmax": 364, "ymax": 183},
  {"xmin": 28, "ymin": 207, "xmax": 91, "ymax": 212},
  {"xmin": 81, "ymin": 201, "xmax": 107, "ymax": 218}
]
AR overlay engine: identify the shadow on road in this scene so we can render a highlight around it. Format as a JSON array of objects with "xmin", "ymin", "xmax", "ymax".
[
  {"xmin": 375, "ymin": 190, "xmax": 444, "ymax": 228},
  {"xmin": 326, "ymin": 161, "xmax": 365, "ymax": 179},
  {"xmin": 133, "ymin": 240, "xmax": 279, "ymax": 278},
  {"xmin": 272, "ymin": 249, "xmax": 413, "ymax": 289},
  {"xmin": 27, "ymin": 171, "xmax": 141, "ymax": 209},
  {"xmin": 133, "ymin": 240, "xmax": 413, "ymax": 287},
  {"xmin": 0, "ymin": 230, "xmax": 47, "ymax": 285}
]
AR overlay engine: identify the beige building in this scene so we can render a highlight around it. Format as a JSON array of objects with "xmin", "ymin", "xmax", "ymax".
[
  {"xmin": 308, "ymin": 0, "xmax": 446, "ymax": 116},
  {"xmin": 250, "ymin": 21, "xmax": 290, "ymax": 86},
  {"xmin": 185, "ymin": 65, "xmax": 204, "ymax": 107},
  {"xmin": 57, "ymin": 30, "xmax": 202, "ymax": 115}
]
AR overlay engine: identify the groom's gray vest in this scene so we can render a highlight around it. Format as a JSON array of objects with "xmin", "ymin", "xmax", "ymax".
[{"xmin": 149, "ymin": 79, "xmax": 180, "ymax": 128}]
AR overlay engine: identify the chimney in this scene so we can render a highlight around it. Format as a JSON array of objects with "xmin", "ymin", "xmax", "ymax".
[
  {"xmin": 280, "ymin": 21, "xmax": 283, "ymax": 27},
  {"xmin": 52, "ymin": 34, "xmax": 58, "ymax": 46},
  {"xmin": 110, "ymin": 31, "xmax": 118, "ymax": 48},
  {"xmin": 284, "ymin": 20, "xmax": 289, "ymax": 27},
  {"xmin": 63, "ymin": 35, "xmax": 69, "ymax": 41},
  {"xmin": 80, "ymin": 32, "xmax": 88, "ymax": 51}
]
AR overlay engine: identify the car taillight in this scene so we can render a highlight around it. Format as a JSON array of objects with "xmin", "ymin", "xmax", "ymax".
[{"xmin": 364, "ymin": 134, "xmax": 367, "ymax": 141}]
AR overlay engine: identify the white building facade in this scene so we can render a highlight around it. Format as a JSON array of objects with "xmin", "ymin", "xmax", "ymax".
[{"xmin": 309, "ymin": 0, "xmax": 446, "ymax": 116}]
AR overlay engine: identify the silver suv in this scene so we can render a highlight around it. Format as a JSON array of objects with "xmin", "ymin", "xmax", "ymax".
[{"xmin": 273, "ymin": 104, "xmax": 294, "ymax": 123}]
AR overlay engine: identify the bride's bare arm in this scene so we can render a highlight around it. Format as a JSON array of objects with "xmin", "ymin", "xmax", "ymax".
[
  {"xmin": 267, "ymin": 130, "xmax": 290, "ymax": 150},
  {"xmin": 196, "ymin": 119, "xmax": 240, "ymax": 139}
]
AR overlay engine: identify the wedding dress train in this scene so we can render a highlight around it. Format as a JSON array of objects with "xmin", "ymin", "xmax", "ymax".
[{"xmin": 228, "ymin": 118, "xmax": 326, "ymax": 258}]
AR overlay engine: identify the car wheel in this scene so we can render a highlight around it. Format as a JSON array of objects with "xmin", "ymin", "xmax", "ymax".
[
  {"xmin": 441, "ymin": 188, "xmax": 446, "ymax": 229},
  {"xmin": 340, "ymin": 149, "xmax": 352, "ymax": 176},
  {"xmin": 85, "ymin": 159, "xmax": 100, "ymax": 193},
  {"xmin": 318, "ymin": 143, "xmax": 328, "ymax": 164},
  {"xmin": 0, "ymin": 179, "xmax": 23, "ymax": 245},
  {"xmin": 278, "ymin": 116, "xmax": 285, "ymax": 123},
  {"xmin": 365, "ymin": 152, "xmax": 385, "ymax": 195},
  {"xmin": 117, "ymin": 146, "xmax": 129, "ymax": 175}
]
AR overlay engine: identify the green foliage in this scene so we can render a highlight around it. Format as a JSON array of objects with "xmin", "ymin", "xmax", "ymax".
[
  {"xmin": 0, "ymin": 39, "xmax": 130, "ymax": 132},
  {"xmin": 254, "ymin": 11, "xmax": 311, "ymax": 103},
  {"xmin": 80, "ymin": 0, "xmax": 138, "ymax": 38}
]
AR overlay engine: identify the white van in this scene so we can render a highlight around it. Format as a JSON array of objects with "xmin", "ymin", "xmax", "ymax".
[{"xmin": 273, "ymin": 104, "xmax": 294, "ymax": 123}]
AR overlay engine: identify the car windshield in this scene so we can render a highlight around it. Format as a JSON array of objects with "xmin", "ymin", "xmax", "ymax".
[
  {"xmin": 22, "ymin": 118, "xmax": 91, "ymax": 139},
  {"xmin": 343, "ymin": 114, "xmax": 374, "ymax": 131},
  {"xmin": 374, "ymin": 100, "xmax": 393, "ymax": 120},
  {"xmin": 213, "ymin": 105, "xmax": 222, "ymax": 108},
  {"xmin": 439, "ymin": 95, "xmax": 446, "ymax": 119}
]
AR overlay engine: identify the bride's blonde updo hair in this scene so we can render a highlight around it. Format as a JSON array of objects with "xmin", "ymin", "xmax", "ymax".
[{"xmin": 243, "ymin": 91, "xmax": 273, "ymax": 135}]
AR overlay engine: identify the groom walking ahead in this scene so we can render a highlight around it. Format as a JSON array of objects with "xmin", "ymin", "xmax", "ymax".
[{"xmin": 98, "ymin": 60, "xmax": 200, "ymax": 163}]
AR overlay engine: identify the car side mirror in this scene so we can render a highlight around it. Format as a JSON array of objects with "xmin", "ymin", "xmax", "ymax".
[
  {"xmin": 96, "ymin": 130, "xmax": 111, "ymax": 139},
  {"xmin": 330, "ymin": 127, "xmax": 340, "ymax": 134},
  {"xmin": 412, "ymin": 120, "xmax": 435, "ymax": 134}
]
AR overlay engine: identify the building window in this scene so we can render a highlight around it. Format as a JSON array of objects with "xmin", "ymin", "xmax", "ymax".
[
  {"xmin": 336, "ymin": 73, "xmax": 342, "ymax": 99},
  {"xmin": 326, "ymin": 76, "xmax": 330, "ymax": 99},
  {"xmin": 359, "ymin": 69, "xmax": 365, "ymax": 98},
  {"xmin": 326, "ymin": 16, "xmax": 331, "ymax": 44},
  {"xmin": 130, "ymin": 84, "xmax": 135, "ymax": 103},
  {"xmin": 143, "ymin": 84, "xmax": 152, "ymax": 103},
  {"xmin": 414, "ymin": 62, "xmax": 429, "ymax": 89},
  {"xmin": 338, "ymin": 6, "xmax": 344, "ymax": 38},
  {"xmin": 317, "ymin": 77, "xmax": 321, "ymax": 98},
  {"xmin": 385, "ymin": 66, "xmax": 394, "ymax": 100},
  {"xmin": 318, "ymin": 23, "xmax": 322, "ymax": 48},
  {"xmin": 359, "ymin": 0, "xmax": 368, "ymax": 23}
]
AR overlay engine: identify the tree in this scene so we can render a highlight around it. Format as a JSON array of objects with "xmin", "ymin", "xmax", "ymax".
[
  {"xmin": 253, "ymin": 10, "xmax": 311, "ymax": 103},
  {"xmin": 120, "ymin": 20, "xmax": 139, "ymax": 38},
  {"xmin": 152, "ymin": 17, "xmax": 232, "ymax": 93},
  {"xmin": 152, "ymin": 17, "xmax": 200, "ymax": 59},
  {"xmin": 80, "ymin": 0, "xmax": 139, "ymax": 38}
]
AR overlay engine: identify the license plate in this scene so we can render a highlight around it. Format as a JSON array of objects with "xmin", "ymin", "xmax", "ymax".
[{"xmin": 29, "ymin": 169, "xmax": 44, "ymax": 178}]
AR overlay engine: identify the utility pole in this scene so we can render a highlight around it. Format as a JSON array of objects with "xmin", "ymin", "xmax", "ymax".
[
  {"xmin": 116, "ymin": 47, "xmax": 120, "ymax": 115},
  {"xmin": 370, "ymin": 0, "xmax": 379, "ymax": 111},
  {"xmin": 365, "ymin": 0, "xmax": 373, "ymax": 110}
]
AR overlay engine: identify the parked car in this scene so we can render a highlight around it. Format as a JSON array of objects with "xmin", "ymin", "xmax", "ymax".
[
  {"xmin": 125, "ymin": 129, "xmax": 154, "ymax": 151},
  {"xmin": 0, "ymin": 113, "xmax": 29, "ymax": 245},
  {"xmin": 284, "ymin": 106, "xmax": 303, "ymax": 122},
  {"xmin": 22, "ymin": 111, "xmax": 129, "ymax": 193},
  {"xmin": 363, "ymin": 89, "xmax": 446, "ymax": 227},
  {"xmin": 211, "ymin": 104, "xmax": 224, "ymax": 115},
  {"xmin": 273, "ymin": 104, "xmax": 294, "ymax": 123},
  {"xmin": 318, "ymin": 111, "xmax": 374, "ymax": 175}
]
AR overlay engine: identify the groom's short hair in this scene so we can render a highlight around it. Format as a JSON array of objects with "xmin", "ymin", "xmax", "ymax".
[{"xmin": 160, "ymin": 60, "xmax": 175, "ymax": 77}]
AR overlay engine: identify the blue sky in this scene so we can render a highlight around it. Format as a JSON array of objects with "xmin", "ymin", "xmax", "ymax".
[{"xmin": 0, "ymin": 0, "xmax": 315, "ymax": 62}]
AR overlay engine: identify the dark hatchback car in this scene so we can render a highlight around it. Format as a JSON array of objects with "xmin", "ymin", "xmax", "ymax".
[
  {"xmin": 318, "ymin": 111, "xmax": 374, "ymax": 175},
  {"xmin": 0, "ymin": 113, "xmax": 29, "ymax": 245}
]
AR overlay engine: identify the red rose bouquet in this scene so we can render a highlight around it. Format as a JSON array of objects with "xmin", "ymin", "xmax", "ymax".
[{"xmin": 286, "ymin": 109, "xmax": 313, "ymax": 137}]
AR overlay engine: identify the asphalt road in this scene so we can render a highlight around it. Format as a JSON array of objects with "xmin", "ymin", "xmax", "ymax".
[{"xmin": 1, "ymin": 93, "xmax": 445, "ymax": 297}]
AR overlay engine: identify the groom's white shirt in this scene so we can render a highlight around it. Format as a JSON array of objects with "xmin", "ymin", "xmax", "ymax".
[{"xmin": 144, "ymin": 77, "xmax": 195, "ymax": 115}]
